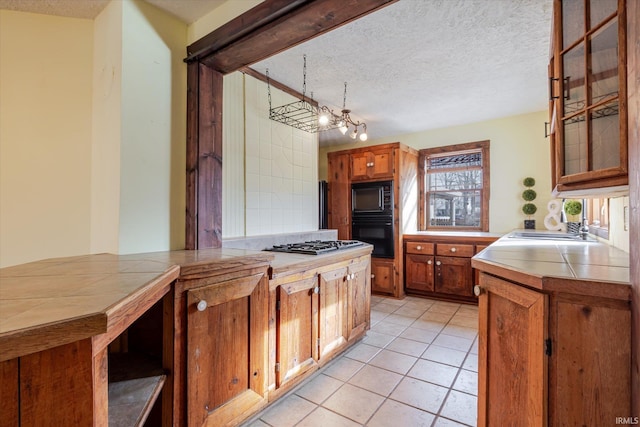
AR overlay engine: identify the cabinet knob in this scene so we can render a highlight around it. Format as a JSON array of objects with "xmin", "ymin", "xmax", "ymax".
[
  {"xmin": 435, "ymin": 261, "xmax": 441, "ymax": 266},
  {"xmin": 371, "ymin": 274, "xmax": 375, "ymax": 279},
  {"xmin": 416, "ymin": 245, "xmax": 422, "ymax": 250},
  {"xmin": 196, "ymin": 300, "xmax": 207, "ymax": 312},
  {"xmin": 474, "ymin": 285, "xmax": 483, "ymax": 297},
  {"xmin": 450, "ymin": 247, "xmax": 457, "ymax": 253},
  {"xmin": 313, "ymin": 286, "xmax": 320, "ymax": 294},
  {"xmin": 427, "ymin": 260, "xmax": 432, "ymax": 265}
]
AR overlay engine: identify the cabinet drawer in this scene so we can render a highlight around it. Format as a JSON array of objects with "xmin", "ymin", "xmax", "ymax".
[
  {"xmin": 436, "ymin": 244, "xmax": 473, "ymax": 257},
  {"xmin": 406, "ymin": 242, "xmax": 434, "ymax": 255}
]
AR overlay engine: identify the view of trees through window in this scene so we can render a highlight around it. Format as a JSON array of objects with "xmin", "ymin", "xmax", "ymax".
[{"xmin": 419, "ymin": 141, "xmax": 490, "ymax": 231}]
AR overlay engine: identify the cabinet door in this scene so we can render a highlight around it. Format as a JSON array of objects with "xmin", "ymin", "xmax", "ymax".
[
  {"xmin": 346, "ymin": 258, "xmax": 371, "ymax": 342},
  {"xmin": 435, "ymin": 256, "xmax": 472, "ymax": 297},
  {"xmin": 350, "ymin": 152, "xmax": 371, "ymax": 180},
  {"xmin": 405, "ymin": 253, "xmax": 435, "ymax": 292},
  {"xmin": 187, "ymin": 272, "xmax": 269, "ymax": 427},
  {"xmin": 318, "ymin": 267, "xmax": 348, "ymax": 363},
  {"xmin": 370, "ymin": 150, "xmax": 394, "ymax": 179},
  {"xmin": 275, "ymin": 276, "xmax": 319, "ymax": 389},
  {"xmin": 477, "ymin": 273, "xmax": 547, "ymax": 427},
  {"xmin": 328, "ymin": 153, "xmax": 351, "ymax": 239},
  {"xmin": 371, "ymin": 258, "xmax": 396, "ymax": 296}
]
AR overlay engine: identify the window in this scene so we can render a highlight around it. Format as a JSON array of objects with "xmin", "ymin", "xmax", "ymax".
[
  {"xmin": 419, "ymin": 141, "xmax": 490, "ymax": 231},
  {"xmin": 585, "ymin": 198, "xmax": 609, "ymax": 239}
]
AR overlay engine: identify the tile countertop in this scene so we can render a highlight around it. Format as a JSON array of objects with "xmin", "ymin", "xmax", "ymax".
[
  {"xmin": 0, "ymin": 248, "xmax": 274, "ymax": 361},
  {"xmin": 472, "ymin": 230, "xmax": 631, "ymax": 301},
  {"xmin": 0, "ymin": 244, "xmax": 374, "ymax": 361}
]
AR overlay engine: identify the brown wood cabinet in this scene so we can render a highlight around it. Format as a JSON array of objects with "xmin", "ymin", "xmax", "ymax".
[
  {"xmin": 404, "ymin": 235, "xmax": 498, "ymax": 303},
  {"xmin": 477, "ymin": 272, "xmax": 631, "ymax": 426},
  {"xmin": 328, "ymin": 142, "xmax": 419, "ymax": 299},
  {"xmin": 350, "ymin": 148, "xmax": 394, "ymax": 181},
  {"xmin": 269, "ymin": 254, "xmax": 371, "ymax": 399},
  {"xmin": 548, "ymin": 0, "xmax": 629, "ymax": 195},
  {"xmin": 172, "ymin": 261, "xmax": 271, "ymax": 427}
]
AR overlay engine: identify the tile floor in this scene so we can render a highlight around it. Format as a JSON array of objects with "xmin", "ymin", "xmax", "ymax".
[{"xmin": 242, "ymin": 295, "xmax": 479, "ymax": 427}]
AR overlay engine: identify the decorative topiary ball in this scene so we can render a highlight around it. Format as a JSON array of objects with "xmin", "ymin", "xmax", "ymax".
[
  {"xmin": 522, "ymin": 189, "xmax": 537, "ymax": 201},
  {"xmin": 523, "ymin": 177, "xmax": 536, "ymax": 187},
  {"xmin": 522, "ymin": 203, "xmax": 538, "ymax": 215}
]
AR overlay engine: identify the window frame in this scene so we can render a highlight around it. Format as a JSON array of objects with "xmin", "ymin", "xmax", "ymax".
[
  {"xmin": 418, "ymin": 140, "xmax": 490, "ymax": 232},
  {"xmin": 585, "ymin": 197, "xmax": 610, "ymax": 240}
]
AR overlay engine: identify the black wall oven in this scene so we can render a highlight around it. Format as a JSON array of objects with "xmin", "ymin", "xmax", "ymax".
[{"xmin": 351, "ymin": 180, "xmax": 394, "ymax": 258}]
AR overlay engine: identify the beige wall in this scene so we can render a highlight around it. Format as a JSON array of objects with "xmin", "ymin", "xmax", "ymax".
[
  {"xmin": 0, "ymin": 10, "xmax": 94, "ymax": 267},
  {"xmin": 187, "ymin": 0, "xmax": 262, "ymax": 43}
]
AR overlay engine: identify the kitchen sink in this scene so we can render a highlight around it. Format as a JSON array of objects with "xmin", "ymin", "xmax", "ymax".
[{"xmin": 509, "ymin": 231, "xmax": 594, "ymax": 241}]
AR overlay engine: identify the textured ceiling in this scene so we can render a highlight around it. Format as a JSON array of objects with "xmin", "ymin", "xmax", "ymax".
[
  {"xmin": 1, "ymin": 0, "xmax": 553, "ymax": 147},
  {"xmin": 253, "ymin": 0, "xmax": 553, "ymax": 146}
]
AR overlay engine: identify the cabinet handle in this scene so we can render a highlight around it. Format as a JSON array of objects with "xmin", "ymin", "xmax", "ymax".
[
  {"xmin": 196, "ymin": 300, "xmax": 207, "ymax": 312},
  {"xmin": 416, "ymin": 245, "xmax": 422, "ymax": 250},
  {"xmin": 427, "ymin": 260, "xmax": 432, "ymax": 265},
  {"xmin": 450, "ymin": 247, "xmax": 457, "ymax": 253},
  {"xmin": 549, "ymin": 76, "xmax": 559, "ymax": 100},
  {"xmin": 544, "ymin": 121, "xmax": 550, "ymax": 138},
  {"xmin": 474, "ymin": 285, "xmax": 483, "ymax": 297},
  {"xmin": 435, "ymin": 261, "xmax": 441, "ymax": 266}
]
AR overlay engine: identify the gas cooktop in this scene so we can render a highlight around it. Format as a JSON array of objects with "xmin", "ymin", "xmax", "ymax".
[{"xmin": 265, "ymin": 240, "xmax": 365, "ymax": 255}]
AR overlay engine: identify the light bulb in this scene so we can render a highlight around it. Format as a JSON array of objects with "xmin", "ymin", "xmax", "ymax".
[
  {"xmin": 339, "ymin": 125, "xmax": 348, "ymax": 135},
  {"xmin": 350, "ymin": 129, "xmax": 358, "ymax": 139},
  {"xmin": 318, "ymin": 113, "xmax": 329, "ymax": 126},
  {"xmin": 359, "ymin": 132, "xmax": 368, "ymax": 142}
]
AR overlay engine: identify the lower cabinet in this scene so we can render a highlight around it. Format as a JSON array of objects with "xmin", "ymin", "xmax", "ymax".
[
  {"xmin": 371, "ymin": 258, "xmax": 396, "ymax": 296},
  {"xmin": 173, "ymin": 263, "xmax": 271, "ymax": 427},
  {"xmin": 270, "ymin": 255, "xmax": 371, "ymax": 398},
  {"xmin": 476, "ymin": 272, "xmax": 631, "ymax": 426}
]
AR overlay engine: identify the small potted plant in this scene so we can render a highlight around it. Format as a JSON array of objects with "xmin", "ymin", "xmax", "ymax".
[
  {"xmin": 564, "ymin": 199, "xmax": 583, "ymax": 234},
  {"xmin": 521, "ymin": 177, "xmax": 537, "ymax": 229}
]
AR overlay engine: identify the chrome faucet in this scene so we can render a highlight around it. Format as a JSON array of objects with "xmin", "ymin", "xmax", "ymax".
[{"xmin": 579, "ymin": 218, "xmax": 589, "ymax": 240}]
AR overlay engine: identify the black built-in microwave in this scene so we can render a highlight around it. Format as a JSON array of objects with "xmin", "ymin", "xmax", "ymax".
[{"xmin": 351, "ymin": 180, "xmax": 393, "ymax": 215}]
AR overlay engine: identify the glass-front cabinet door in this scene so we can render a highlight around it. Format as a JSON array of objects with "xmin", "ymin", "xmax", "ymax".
[{"xmin": 551, "ymin": 0, "xmax": 627, "ymax": 194}]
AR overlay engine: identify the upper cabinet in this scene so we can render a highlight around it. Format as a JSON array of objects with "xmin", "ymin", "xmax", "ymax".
[
  {"xmin": 549, "ymin": 0, "xmax": 628, "ymax": 196},
  {"xmin": 350, "ymin": 147, "xmax": 395, "ymax": 181}
]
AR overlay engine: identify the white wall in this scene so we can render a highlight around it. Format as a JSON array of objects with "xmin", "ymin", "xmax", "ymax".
[
  {"xmin": 0, "ymin": 10, "xmax": 94, "ymax": 267},
  {"xmin": 223, "ymin": 72, "xmax": 319, "ymax": 238}
]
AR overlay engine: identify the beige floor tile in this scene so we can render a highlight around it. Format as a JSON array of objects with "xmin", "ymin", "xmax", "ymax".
[
  {"xmin": 448, "ymin": 315, "xmax": 479, "ymax": 328},
  {"xmin": 367, "ymin": 399, "xmax": 436, "ymax": 427},
  {"xmin": 392, "ymin": 306, "xmax": 427, "ymax": 318},
  {"xmin": 440, "ymin": 390, "xmax": 477, "ymax": 426},
  {"xmin": 370, "ymin": 310, "xmax": 389, "ymax": 323},
  {"xmin": 453, "ymin": 369, "xmax": 478, "ymax": 396},
  {"xmin": 442, "ymin": 324, "xmax": 478, "ymax": 340},
  {"xmin": 322, "ymin": 383, "xmax": 385, "ymax": 424},
  {"xmin": 462, "ymin": 353, "xmax": 478, "ymax": 372},
  {"xmin": 428, "ymin": 303, "xmax": 460, "ymax": 315},
  {"xmin": 407, "ymin": 359, "xmax": 458, "ymax": 387},
  {"xmin": 400, "ymin": 326, "xmax": 439, "ymax": 344},
  {"xmin": 433, "ymin": 416, "xmax": 469, "ymax": 426},
  {"xmin": 371, "ymin": 320, "xmax": 408, "ymax": 337},
  {"xmin": 411, "ymin": 318, "xmax": 447, "ymax": 332},
  {"xmin": 421, "ymin": 344, "xmax": 467, "ymax": 367},
  {"xmin": 345, "ymin": 342, "xmax": 382, "ymax": 363},
  {"xmin": 259, "ymin": 394, "xmax": 317, "ymax": 427},
  {"xmin": 384, "ymin": 313, "xmax": 417, "ymax": 326},
  {"xmin": 380, "ymin": 298, "xmax": 406, "ymax": 307},
  {"xmin": 373, "ymin": 302, "xmax": 398, "ymax": 313},
  {"xmin": 296, "ymin": 407, "xmax": 361, "ymax": 427},
  {"xmin": 243, "ymin": 419, "xmax": 270, "ymax": 427},
  {"xmin": 295, "ymin": 373, "xmax": 344, "ymax": 404},
  {"xmin": 362, "ymin": 330, "xmax": 395, "ymax": 348},
  {"xmin": 348, "ymin": 365, "xmax": 403, "ymax": 396},
  {"xmin": 432, "ymin": 334, "xmax": 474, "ymax": 352},
  {"xmin": 322, "ymin": 357, "xmax": 365, "ymax": 382},
  {"xmin": 402, "ymin": 298, "xmax": 435, "ymax": 310},
  {"xmin": 389, "ymin": 376, "xmax": 448, "ymax": 413},
  {"xmin": 419, "ymin": 311, "xmax": 454, "ymax": 323},
  {"xmin": 470, "ymin": 338, "xmax": 478, "ymax": 355},
  {"xmin": 386, "ymin": 337, "xmax": 429, "ymax": 357},
  {"xmin": 369, "ymin": 349, "xmax": 418, "ymax": 375}
]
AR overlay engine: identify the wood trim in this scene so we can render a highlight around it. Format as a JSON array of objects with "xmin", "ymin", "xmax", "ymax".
[
  {"xmin": 627, "ymin": 0, "xmax": 639, "ymax": 415},
  {"xmin": 240, "ymin": 67, "xmax": 318, "ymax": 106},
  {"xmin": 185, "ymin": 0, "xmax": 398, "ymax": 249}
]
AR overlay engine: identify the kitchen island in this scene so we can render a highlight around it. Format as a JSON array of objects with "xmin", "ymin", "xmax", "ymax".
[
  {"xmin": 472, "ymin": 230, "xmax": 631, "ymax": 426},
  {"xmin": 0, "ymin": 243, "xmax": 372, "ymax": 426}
]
